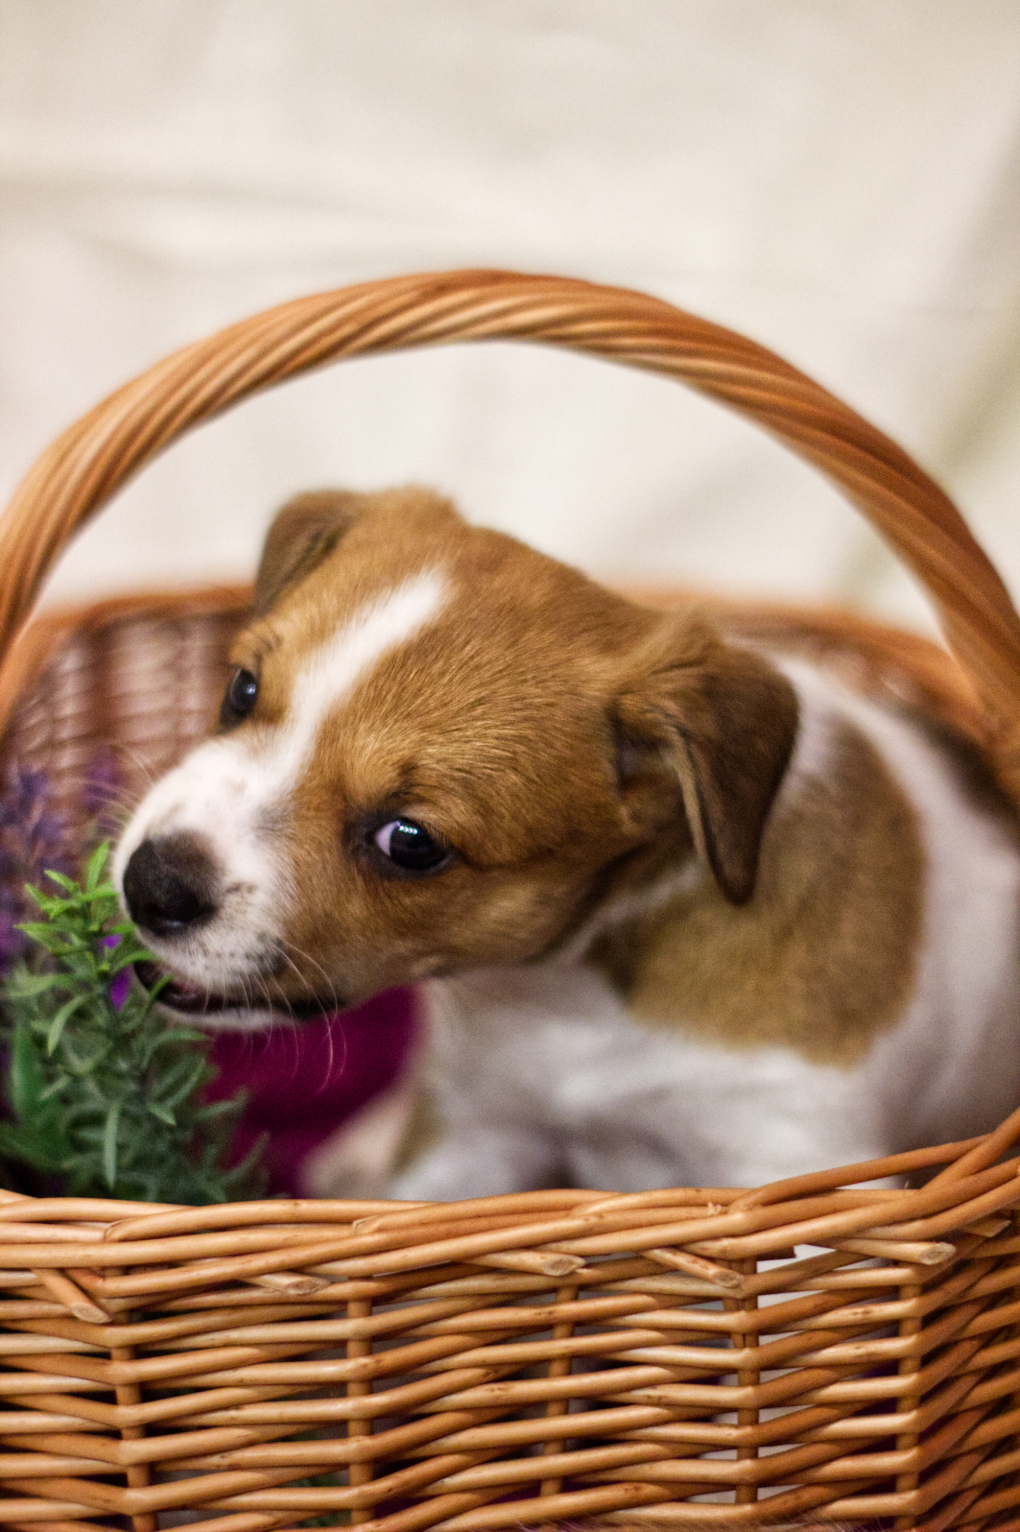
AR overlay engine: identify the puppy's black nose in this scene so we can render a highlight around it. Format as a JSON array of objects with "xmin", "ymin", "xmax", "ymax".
[{"xmin": 122, "ymin": 834, "xmax": 219, "ymax": 939}]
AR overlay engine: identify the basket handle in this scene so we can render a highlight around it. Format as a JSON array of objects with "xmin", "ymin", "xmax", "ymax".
[{"xmin": 2, "ymin": 268, "xmax": 1019, "ymax": 784}]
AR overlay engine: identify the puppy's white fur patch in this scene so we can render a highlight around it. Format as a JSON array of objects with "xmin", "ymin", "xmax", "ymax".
[
  {"xmin": 265, "ymin": 570, "xmax": 449, "ymax": 799},
  {"xmin": 114, "ymin": 570, "xmax": 448, "ymax": 1011}
]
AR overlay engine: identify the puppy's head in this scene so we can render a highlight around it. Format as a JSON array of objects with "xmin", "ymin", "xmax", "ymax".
[{"xmin": 115, "ymin": 487, "xmax": 797, "ymax": 1024}]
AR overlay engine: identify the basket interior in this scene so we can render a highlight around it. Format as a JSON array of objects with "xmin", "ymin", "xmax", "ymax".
[{"xmin": 1, "ymin": 590, "xmax": 251, "ymax": 835}]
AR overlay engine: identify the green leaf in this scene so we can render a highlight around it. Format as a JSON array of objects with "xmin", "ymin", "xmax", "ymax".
[
  {"xmin": 222, "ymin": 1133, "xmax": 268, "ymax": 1191},
  {"xmin": 195, "ymin": 1095, "xmax": 243, "ymax": 1122},
  {"xmin": 107, "ymin": 942, "xmax": 152, "ymax": 974},
  {"xmin": 102, "ymin": 1103, "xmax": 121, "ymax": 1189},
  {"xmin": 0, "ymin": 1122, "xmax": 64, "ymax": 1172},
  {"xmin": 84, "ymin": 843, "xmax": 111, "ymax": 894},
  {"xmin": 16, "ymin": 922, "xmax": 73, "ymax": 952},
  {"xmin": 105, "ymin": 916, "xmax": 138, "ymax": 936},
  {"xmin": 9, "ymin": 1016, "xmax": 45, "ymax": 1121},
  {"xmin": 5, "ymin": 971, "xmax": 71, "ymax": 999},
  {"xmin": 38, "ymin": 1073, "xmax": 71, "ymax": 1103},
  {"xmin": 138, "ymin": 1026, "xmax": 200, "ymax": 1069},
  {"xmin": 43, "ymin": 869, "xmax": 81, "ymax": 894},
  {"xmin": 59, "ymin": 1033, "xmax": 112, "ymax": 1078},
  {"xmin": 47, "ymin": 993, "xmax": 90, "ymax": 1054},
  {"xmin": 154, "ymin": 1053, "xmax": 209, "ymax": 1111}
]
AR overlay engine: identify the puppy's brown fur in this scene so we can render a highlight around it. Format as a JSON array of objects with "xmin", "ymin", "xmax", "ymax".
[{"xmin": 592, "ymin": 719, "xmax": 924, "ymax": 1064}]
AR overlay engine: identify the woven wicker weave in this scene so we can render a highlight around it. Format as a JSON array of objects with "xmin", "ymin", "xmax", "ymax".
[{"xmin": 1, "ymin": 269, "xmax": 1020, "ymax": 1532}]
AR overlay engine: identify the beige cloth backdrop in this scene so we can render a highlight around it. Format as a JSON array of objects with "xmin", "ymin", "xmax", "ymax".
[{"xmin": 1, "ymin": 0, "xmax": 1018, "ymax": 637}]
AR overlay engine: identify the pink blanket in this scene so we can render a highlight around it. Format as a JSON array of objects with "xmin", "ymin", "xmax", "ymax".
[{"xmin": 206, "ymin": 988, "xmax": 417, "ymax": 1196}]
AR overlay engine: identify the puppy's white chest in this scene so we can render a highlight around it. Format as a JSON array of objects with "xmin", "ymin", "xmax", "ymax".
[
  {"xmin": 428, "ymin": 966, "xmax": 662, "ymax": 1119},
  {"xmin": 421, "ymin": 964, "xmax": 878, "ymax": 1191}
]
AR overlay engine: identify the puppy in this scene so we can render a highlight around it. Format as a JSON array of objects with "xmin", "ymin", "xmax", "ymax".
[{"xmin": 115, "ymin": 487, "xmax": 1020, "ymax": 1197}]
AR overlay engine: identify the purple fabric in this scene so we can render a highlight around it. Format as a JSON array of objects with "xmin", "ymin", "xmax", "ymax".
[{"xmin": 205, "ymin": 988, "xmax": 418, "ymax": 1196}]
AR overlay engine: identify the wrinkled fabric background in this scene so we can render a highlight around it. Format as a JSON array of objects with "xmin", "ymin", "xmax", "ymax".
[{"xmin": 2, "ymin": 0, "xmax": 1018, "ymax": 634}]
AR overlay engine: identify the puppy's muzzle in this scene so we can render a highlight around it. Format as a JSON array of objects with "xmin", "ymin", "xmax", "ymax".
[{"xmin": 122, "ymin": 833, "xmax": 219, "ymax": 940}]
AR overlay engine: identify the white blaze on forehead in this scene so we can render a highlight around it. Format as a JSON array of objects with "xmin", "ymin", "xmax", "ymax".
[
  {"xmin": 269, "ymin": 568, "xmax": 449, "ymax": 787},
  {"xmin": 116, "ymin": 568, "xmax": 448, "ymax": 875}
]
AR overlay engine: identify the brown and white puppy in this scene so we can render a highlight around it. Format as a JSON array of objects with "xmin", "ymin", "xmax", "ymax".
[{"xmin": 114, "ymin": 487, "xmax": 1020, "ymax": 1196}]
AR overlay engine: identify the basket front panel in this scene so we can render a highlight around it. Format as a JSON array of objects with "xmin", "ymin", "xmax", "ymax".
[{"xmin": 2, "ymin": 1191, "xmax": 1020, "ymax": 1530}]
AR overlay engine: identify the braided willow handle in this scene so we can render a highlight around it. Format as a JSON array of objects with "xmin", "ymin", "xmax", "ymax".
[{"xmin": 2, "ymin": 268, "xmax": 1019, "ymax": 783}]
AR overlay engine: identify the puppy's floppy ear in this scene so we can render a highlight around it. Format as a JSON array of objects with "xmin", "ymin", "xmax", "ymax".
[
  {"xmin": 255, "ymin": 489, "xmax": 367, "ymax": 615},
  {"xmin": 614, "ymin": 615, "xmax": 798, "ymax": 905}
]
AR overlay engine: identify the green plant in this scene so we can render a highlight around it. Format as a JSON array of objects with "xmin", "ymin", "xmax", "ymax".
[{"xmin": 0, "ymin": 844, "xmax": 263, "ymax": 1203}]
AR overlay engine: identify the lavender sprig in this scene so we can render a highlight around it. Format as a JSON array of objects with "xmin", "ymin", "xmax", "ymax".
[{"xmin": 0, "ymin": 766, "xmax": 75, "ymax": 971}]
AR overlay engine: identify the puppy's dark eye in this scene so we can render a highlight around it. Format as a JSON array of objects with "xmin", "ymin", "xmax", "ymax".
[
  {"xmin": 373, "ymin": 818, "xmax": 450, "ymax": 875},
  {"xmin": 220, "ymin": 668, "xmax": 259, "ymax": 727}
]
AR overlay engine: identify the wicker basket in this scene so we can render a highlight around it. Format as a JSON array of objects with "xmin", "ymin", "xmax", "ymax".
[{"xmin": 1, "ymin": 269, "xmax": 1020, "ymax": 1532}]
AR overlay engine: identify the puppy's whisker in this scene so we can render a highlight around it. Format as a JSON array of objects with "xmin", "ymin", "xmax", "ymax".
[
  {"xmin": 276, "ymin": 942, "xmax": 346, "ymax": 1092},
  {"xmin": 281, "ymin": 937, "xmax": 336, "ymax": 998},
  {"xmin": 321, "ymin": 1012, "xmax": 344, "ymax": 1097},
  {"xmin": 110, "ymin": 743, "xmax": 160, "ymax": 792},
  {"xmin": 256, "ymin": 973, "xmax": 282, "ymax": 1022},
  {"xmin": 282, "ymin": 941, "xmax": 341, "ymax": 1011},
  {"xmin": 275, "ymin": 950, "xmax": 328, "ymax": 1037}
]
